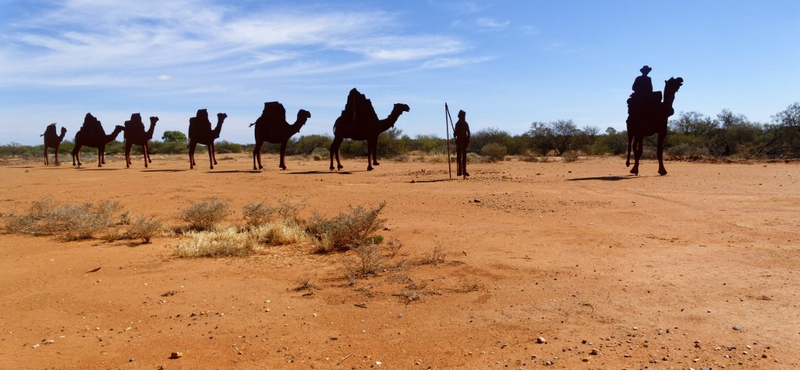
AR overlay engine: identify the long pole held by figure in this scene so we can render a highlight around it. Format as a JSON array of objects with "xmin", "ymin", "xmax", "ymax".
[{"xmin": 445, "ymin": 103, "xmax": 453, "ymax": 179}]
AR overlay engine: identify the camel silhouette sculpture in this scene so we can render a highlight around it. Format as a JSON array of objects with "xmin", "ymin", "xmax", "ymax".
[
  {"xmin": 188, "ymin": 109, "xmax": 227, "ymax": 169},
  {"xmin": 72, "ymin": 113, "xmax": 124, "ymax": 168},
  {"xmin": 41, "ymin": 123, "xmax": 67, "ymax": 166},
  {"xmin": 329, "ymin": 88, "xmax": 410, "ymax": 171},
  {"xmin": 123, "ymin": 114, "xmax": 158, "ymax": 168},
  {"xmin": 250, "ymin": 102, "xmax": 311, "ymax": 171},
  {"xmin": 626, "ymin": 77, "xmax": 684, "ymax": 176}
]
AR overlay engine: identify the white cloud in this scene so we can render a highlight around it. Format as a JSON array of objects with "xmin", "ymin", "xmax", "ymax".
[
  {"xmin": 158, "ymin": 75, "xmax": 173, "ymax": 81},
  {"xmin": 0, "ymin": 1, "xmax": 470, "ymax": 87},
  {"xmin": 476, "ymin": 17, "xmax": 510, "ymax": 30}
]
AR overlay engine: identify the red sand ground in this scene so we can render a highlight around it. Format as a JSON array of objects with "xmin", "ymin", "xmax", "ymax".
[{"xmin": 1, "ymin": 153, "xmax": 798, "ymax": 369}]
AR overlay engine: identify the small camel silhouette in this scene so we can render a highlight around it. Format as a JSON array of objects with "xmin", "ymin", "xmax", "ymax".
[
  {"xmin": 626, "ymin": 76, "xmax": 684, "ymax": 175},
  {"xmin": 41, "ymin": 123, "xmax": 67, "ymax": 166},
  {"xmin": 188, "ymin": 109, "xmax": 227, "ymax": 170},
  {"xmin": 72, "ymin": 113, "xmax": 125, "ymax": 168},
  {"xmin": 250, "ymin": 102, "xmax": 311, "ymax": 170},
  {"xmin": 124, "ymin": 114, "xmax": 158, "ymax": 168},
  {"xmin": 329, "ymin": 88, "xmax": 410, "ymax": 171}
]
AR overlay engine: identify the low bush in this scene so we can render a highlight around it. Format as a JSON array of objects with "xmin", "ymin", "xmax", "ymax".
[
  {"xmin": 5, "ymin": 198, "xmax": 122, "ymax": 241},
  {"xmin": 181, "ymin": 198, "xmax": 229, "ymax": 231},
  {"xmin": 307, "ymin": 202, "xmax": 386, "ymax": 253},
  {"xmin": 480, "ymin": 143, "xmax": 507, "ymax": 162}
]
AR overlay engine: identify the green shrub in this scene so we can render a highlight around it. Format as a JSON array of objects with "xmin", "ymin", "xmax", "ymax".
[{"xmin": 480, "ymin": 142, "xmax": 507, "ymax": 162}]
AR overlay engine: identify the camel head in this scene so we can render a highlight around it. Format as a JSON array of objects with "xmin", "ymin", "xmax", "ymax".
[
  {"xmin": 59, "ymin": 127, "xmax": 67, "ymax": 137},
  {"xmin": 393, "ymin": 103, "xmax": 410, "ymax": 114},
  {"xmin": 149, "ymin": 116, "xmax": 159, "ymax": 124},
  {"xmin": 665, "ymin": 77, "xmax": 684, "ymax": 93},
  {"xmin": 296, "ymin": 109, "xmax": 311, "ymax": 126},
  {"xmin": 217, "ymin": 112, "xmax": 228, "ymax": 123}
]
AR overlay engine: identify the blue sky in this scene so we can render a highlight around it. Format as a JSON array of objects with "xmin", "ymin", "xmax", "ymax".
[{"xmin": 1, "ymin": 0, "xmax": 798, "ymax": 145}]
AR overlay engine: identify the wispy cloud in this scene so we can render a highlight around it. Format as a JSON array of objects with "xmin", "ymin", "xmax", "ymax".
[
  {"xmin": 0, "ymin": 0, "xmax": 470, "ymax": 88},
  {"xmin": 476, "ymin": 17, "xmax": 510, "ymax": 30}
]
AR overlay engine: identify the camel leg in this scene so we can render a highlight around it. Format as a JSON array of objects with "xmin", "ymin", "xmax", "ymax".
[
  {"xmin": 657, "ymin": 132, "xmax": 667, "ymax": 176},
  {"xmin": 630, "ymin": 137, "xmax": 641, "ymax": 176},
  {"xmin": 366, "ymin": 139, "xmax": 374, "ymax": 171},
  {"xmin": 97, "ymin": 148, "xmax": 103, "ymax": 167},
  {"xmin": 253, "ymin": 142, "xmax": 262, "ymax": 170},
  {"xmin": 329, "ymin": 137, "xmax": 344, "ymax": 171},
  {"xmin": 208, "ymin": 145, "xmax": 214, "ymax": 170},
  {"xmin": 210, "ymin": 143, "xmax": 217, "ymax": 167},
  {"xmin": 372, "ymin": 140, "xmax": 380, "ymax": 167},
  {"xmin": 189, "ymin": 143, "xmax": 196, "ymax": 169},
  {"xmin": 72, "ymin": 147, "xmax": 79, "ymax": 167},
  {"xmin": 143, "ymin": 145, "xmax": 149, "ymax": 169},
  {"xmin": 279, "ymin": 142, "xmax": 287, "ymax": 170},
  {"xmin": 43, "ymin": 147, "xmax": 49, "ymax": 166},
  {"xmin": 626, "ymin": 131, "xmax": 633, "ymax": 167},
  {"xmin": 125, "ymin": 143, "xmax": 131, "ymax": 168}
]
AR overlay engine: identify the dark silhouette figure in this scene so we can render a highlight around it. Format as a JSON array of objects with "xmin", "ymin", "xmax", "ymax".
[
  {"xmin": 632, "ymin": 65, "xmax": 653, "ymax": 97},
  {"xmin": 626, "ymin": 75, "xmax": 684, "ymax": 175},
  {"xmin": 454, "ymin": 110, "xmax": 471, "ymax": 177},
  {"xmin": 250, "ymin": 102, "xmax": 312, "ymax": 171},
  {"xmin": 72, "ymin": 113, "xmax": 125, "ymax": 168},
  {"xmin": 329, "ymin": 88, "xmax": 410, "ymax": 171},
  {"xmin": 123, "ymin": 113, "xmax": 158, "ymax": 168},
  {"xmin": 188, "ymin": 109, "xmax": 227, "ymax": 169},
  {"xmin": 41, "ymin": 123, "xmax": 67, "ymax": 166}
]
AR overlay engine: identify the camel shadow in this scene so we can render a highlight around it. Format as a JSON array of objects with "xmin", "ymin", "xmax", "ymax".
[
  {"xmin": 75, "ymin": 167, "xmax": 122, "ymax": 171},
  {"xmin": 410, "ymin": 179, "xmax": 453, "ymax": 184},
  {"xmin": 140, "ymin": 169, "xmax": 187, "ymax": 173},
  {"xmin": 567, "ymin": 176, "xmax": 633, "ymax": 182},
  {"xmin": 207, "ymin": 170, "xmax": 262, "ymax": 174},
  {"xmin": 287, "ymin": 170, "xmax": 353, "ymax": 175}
]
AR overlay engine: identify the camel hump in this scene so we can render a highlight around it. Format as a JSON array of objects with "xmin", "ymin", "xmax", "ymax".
[
  {"xmin": 44, "ymin": 123, "xmax": 57, "ymax": 136},
  {"xmin": 81, "ymin": 113, "xmax": 106, "ymax": 136},
  {"xmin": 344, "ymin": 88, "xmax": 378, "ymax": 126},
  {"xmin": 261, "ymin": 101, "xmax": 286, "ymax": 125}
]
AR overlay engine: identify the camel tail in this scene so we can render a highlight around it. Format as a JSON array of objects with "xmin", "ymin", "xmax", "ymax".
[{"xmin": 248, "ymin": 122, "xmax": 255, "ymax": 128}]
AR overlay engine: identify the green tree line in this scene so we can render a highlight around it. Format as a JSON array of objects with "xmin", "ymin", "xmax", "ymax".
[{"xmin": 5, "ymin": 103, "xmax": 799, "ymax": 161}]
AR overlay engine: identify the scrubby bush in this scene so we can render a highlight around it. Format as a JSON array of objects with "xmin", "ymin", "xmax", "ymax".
[
  {"xmin": 5, "ymin": 198, "xmax": 122, "ymax": 241},
  {"xmin": 307, "ymin": 202, "xmax": 386, "ymax": 253},
  {"xmin": 181, "ymin": 198, "xmax": 229, "ymax": 231},
  {"xmin": 480, "ymin": 143, "xmax": 507, "ymax": 162},
  {"xmin": 124, "ymin": 216, "xmax": 164, "ymax": 243}
]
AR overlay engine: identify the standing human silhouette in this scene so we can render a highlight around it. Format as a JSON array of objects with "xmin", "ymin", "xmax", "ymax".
[
  {"xmin": 631, "ymin": 65, "xmax": 653, "ymax": 114},
  {"xmin": 454, "ymin": 110, "xmax": 471, "ymax": 178}
]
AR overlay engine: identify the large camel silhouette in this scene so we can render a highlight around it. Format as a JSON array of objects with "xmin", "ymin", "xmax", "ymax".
[
  {"xmin": 329, "ymin": 88, "xmax": 410, "ymax": 171},
  {"xmin": 250, "ymin": 102, "xmax": 311, "ymax": 170},
  {"xmin": 188, "ymin": 109, "xmax": 227, "ymax": 169},
  {"xmin": 72, "ymin": 113, "xmax": 124, "ymax": 168},
  {"xmin": 123, "ymin": 114, "xmax": 158, "ymax": 168},
  {"xmin": 626, "ymin": 77, "xmax": 684, "ymax": 176},
  {"xmin": 41, "ymin": 123, "xmax": 67, "ymax": 166}
]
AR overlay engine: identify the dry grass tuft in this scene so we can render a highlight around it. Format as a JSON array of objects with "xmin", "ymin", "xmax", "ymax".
[
  {"xmin": 249, "ymin": 222, "xmax": 312, "ymax": 246},
  {"xmin": 176, "ymin": 227, "xmax": 256, "ymax": 258}
]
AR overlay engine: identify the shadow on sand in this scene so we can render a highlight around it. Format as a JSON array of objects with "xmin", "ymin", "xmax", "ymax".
[
  {"xmin": 206, "ymin": 170, "xmax": 262, "ymax": 174},
  {"xmin": 288, "ymin": 170, "xmax": 353, "ymax": 175},
  {"xmin": 140, "ymin": 169, "xmax": 188, "ymax": 173},
  {"xmin": 566, "ymin": 175, "xmax": 633, "ymax": 182},
  {"xmin": 410, "ymin": 178, "xmax": 453, "ymax": 184}
]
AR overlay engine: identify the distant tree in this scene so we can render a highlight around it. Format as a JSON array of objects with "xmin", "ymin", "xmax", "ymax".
[
  {"xmin": 526, "ymin": 121, "xmax": 555, "ymax": 155},
  {"xmin": 551, "ymin": 119, "xmax": 580, "ymax": 155},
  {"xmin": 758, "ymin": 103, "xmax": 800, "ymax": 158},
  {"xmin": 162, "ymin": 131, "xmax": 187, "ymax": 143}
]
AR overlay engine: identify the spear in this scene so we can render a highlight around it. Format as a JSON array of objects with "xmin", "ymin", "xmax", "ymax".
[{"xmin": 445, "ymin": 103, "xmax": 453, "ymax": 179}]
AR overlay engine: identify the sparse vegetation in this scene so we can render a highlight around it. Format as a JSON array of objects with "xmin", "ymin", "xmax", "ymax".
[
  {"xmin": 5, "ymin": 198, "xmax": 122, "ymax": 241},
  {"xmin": 181, "ymin": 197, "xmax": 229, "ymax": 231},
  {"xmin": 176, "ymin": 227, "xmax": 256, "ymax": 258},
  {"xmin": 480, "ymin": 143, "xmax": 507, "ymax": 162},
  {"xmin": 124, "ymin": 216, "xmax": 164, "ymax": 244},
  {"xmin": 242, "ymin": 199, "xmax": 305, "ymax": 228},
  {"xmin": 307, "ymin": 202, "xmax": 386, "ymax": 253}
]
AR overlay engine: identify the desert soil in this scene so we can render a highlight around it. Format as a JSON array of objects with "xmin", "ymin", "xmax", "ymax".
[{"xmin": 0, "ymin": 153, "xmax": 798, "ymax": 370}]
